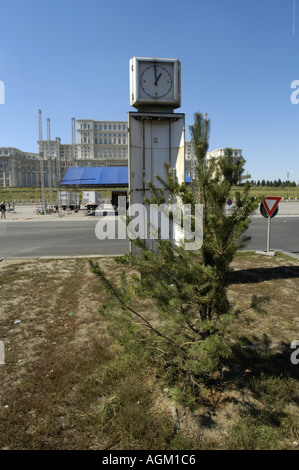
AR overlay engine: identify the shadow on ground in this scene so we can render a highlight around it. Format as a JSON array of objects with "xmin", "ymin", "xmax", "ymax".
[{"xmin": 229, "ymin": 265, "xmax": 299, "ymax": 284}]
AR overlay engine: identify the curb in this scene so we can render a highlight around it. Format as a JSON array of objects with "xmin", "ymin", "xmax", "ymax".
[
  {"xmin": 0, "ymin": 254, "xmax": 124, "ymax": 262},
  {"xmin": 1, "ymin": 251, "xmax": 299, "ymax": 263},
  {"xmin": 238, "ymin": 250, "xmax": 299, "ymax": 261}
]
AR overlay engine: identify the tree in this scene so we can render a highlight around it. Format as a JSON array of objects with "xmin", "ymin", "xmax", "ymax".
[{"xmin": 90, "ymin": 112, "xmax": 263, "ymax": 406}]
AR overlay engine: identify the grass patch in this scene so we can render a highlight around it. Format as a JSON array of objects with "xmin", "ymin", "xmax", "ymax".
[
  {"xmin": 226, "ymin": 373, "xmax": 299, "ymax": 450},
  {"xmin": 0, "ymin": 254, "xmax": 298, "ymax": 450},
  {"xmin": 0, "ymin": 186, "xmax": 127, "ymax": 203},
  {"xmin": 230, "ymin": 185, "xmax": 299, "ymax": 200},
  {"xmin": 235, "ymin": 251, "xmax": 299, "ymax": 263},
  {"xmin": 1, "ymin": 185, "xmax": 298, "ymax": 204}
]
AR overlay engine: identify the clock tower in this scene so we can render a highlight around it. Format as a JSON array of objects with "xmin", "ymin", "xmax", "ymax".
[
  {"xmin": 128, "ymin": 57, "xmax": 185, "ymax": 253},
  {"xmin": 130, "ymin": 57, "xmax": 181, "ymax": 112}
]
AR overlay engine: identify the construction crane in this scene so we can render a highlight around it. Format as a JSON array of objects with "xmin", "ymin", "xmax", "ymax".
[
  {"xmin": 46, "ymin": 118, "xmax": 53, "ymax": 207},
  {"xmin": 38, "ymin": 109, "xmax": 47, "ymax": 214}
]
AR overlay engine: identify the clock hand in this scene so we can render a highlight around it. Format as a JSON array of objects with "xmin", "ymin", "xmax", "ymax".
[
  {"xmin": 154, "ymin": 72, "xmax": 162, "ymax": 86},
  {"xmin": 154, "ymin": 65, "xmax": 158, "ymax": 85}
]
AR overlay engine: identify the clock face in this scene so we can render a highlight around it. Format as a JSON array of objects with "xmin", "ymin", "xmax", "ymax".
[{"xmin": 139, "ymin": 64, "xmax": 173, "ymax": 99}]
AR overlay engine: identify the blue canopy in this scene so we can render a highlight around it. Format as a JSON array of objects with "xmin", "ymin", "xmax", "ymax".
[
  {"xmin": 61, "ymin": 166, "xmax": 129, "ymax": 186},
  {"xmin": 61, "ymin": 166, "xmax": 192, "ymax": 186}
]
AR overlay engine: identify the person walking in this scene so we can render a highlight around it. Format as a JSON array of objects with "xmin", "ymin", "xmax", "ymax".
[{"xmin": 1, "ymin": 201, "xmax": 6, "ymax": 219}]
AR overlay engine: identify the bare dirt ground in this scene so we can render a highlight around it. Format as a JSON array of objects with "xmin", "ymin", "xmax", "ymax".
[
  {"xmin": 0, "ymin": 253, "xmax": 298, "ymax": 450},
  {"xmin": 0, "ymin": 257, "xmax": 113, "ymax": 449}
]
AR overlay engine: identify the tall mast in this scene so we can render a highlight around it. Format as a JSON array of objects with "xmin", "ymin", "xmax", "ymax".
[
  {"xmin": 56, "ymin": 137, "xmax": 62, "ymax": 216},
  {"xmin": 38, "ymin": 109, "xmax": 46, "ymax": 213},
  {"xmin": 71, "ymin": 117, "xmax": 76, "ymax": 165},
  {"xmin": 47, "ymin": 117, "xmax": 53, "ymax": 206}
]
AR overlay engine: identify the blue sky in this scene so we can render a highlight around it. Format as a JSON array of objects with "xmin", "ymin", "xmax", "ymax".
[{"xmin": 0, "ymin": 0, "xmax": 299, "ymax": 181}]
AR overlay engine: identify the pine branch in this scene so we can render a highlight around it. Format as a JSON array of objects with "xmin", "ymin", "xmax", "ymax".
[{"xmin": 89, "ymin": 260, "xmax": 183, "ymax": 351}]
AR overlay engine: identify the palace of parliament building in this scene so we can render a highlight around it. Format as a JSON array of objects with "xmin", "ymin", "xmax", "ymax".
[{"xmin": 0, "ymin": 118, "xmax": 242, "ymax": 187}]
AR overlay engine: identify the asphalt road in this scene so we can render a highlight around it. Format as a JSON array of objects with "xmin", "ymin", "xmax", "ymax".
[
  {"xmin": 0, "ymin": 215, "xmax": 298, "ymax": 259},
  {"xmin": 244, "ymin": 216, "xmax": 299, "ymax": 254},
  {"xmin": 0, "ymin": 219, "xmax": 129, "ymax": 258}
]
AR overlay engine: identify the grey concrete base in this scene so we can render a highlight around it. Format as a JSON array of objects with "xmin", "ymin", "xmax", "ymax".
[{"xmin": 255, "ymin": 250, "xmax": 276, "ymax": 257}]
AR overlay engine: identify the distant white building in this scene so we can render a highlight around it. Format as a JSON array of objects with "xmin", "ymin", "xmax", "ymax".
[
  {"xmin": 0, "ymin": 144, "xmax": 79, "ymax": 188},
  {"xmin": 76, "ymin": 119, "xmax": 128, "ymax": 161},
  {"xmin": 1, "ymin": 124, "xmax": 246, "ymax": 189},
  {"xmin": 206, "ymin": 148, "xmax": 243, "ymax": 164},
  {"xmin": 185, "ymin": 140, "xmax": 196, "ymax": 180},
  {"xmin": 0, "ymin": 119, "xmax": 129, "ymax": 188},
  {"xmin": 184, "ymin": 142, "xmax": 243, "ymax": 180},
  {"xmin": 0, "ymin": 147, "xmax": 39, "ymax": 187},
  {"xmin": 38, "ymin": 140, "xmax": 78, "ymax": 164}
]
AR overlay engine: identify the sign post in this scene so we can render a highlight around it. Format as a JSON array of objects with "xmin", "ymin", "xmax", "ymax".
[
  {"xmin": 255, "ymin": 197, "xmax": 281, "ymax": 256},
  {"xmin": 267, "ymin": 214, "xmax": 271, "ymax": 252}
]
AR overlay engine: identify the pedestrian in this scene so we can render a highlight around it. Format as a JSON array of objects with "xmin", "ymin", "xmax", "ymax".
[{"xmin": 1, "ymin": 201, "xmax": 6, "ymax": 219}]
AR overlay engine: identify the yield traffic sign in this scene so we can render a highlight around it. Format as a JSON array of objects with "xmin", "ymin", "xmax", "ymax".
[
  {"xmin": 260, "ymin": 202, "xmax": 278, "ymax": 219},
  {"xmin": 256, "ymin": 196, "xmax": 282, "ymax": 257},
  {"xmin": 262, "ymin": 197, "xmax": 281, "ymax": 217}
]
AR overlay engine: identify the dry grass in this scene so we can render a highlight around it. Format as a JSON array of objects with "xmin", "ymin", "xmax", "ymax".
[{"xmin": 0, "ymin": 253, "xmax": 298, "ymax": 450}]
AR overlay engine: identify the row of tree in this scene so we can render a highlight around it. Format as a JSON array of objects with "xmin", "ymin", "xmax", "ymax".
[{"xmin": 249, "ymin": 179, "xmax": 297, "ymax": 187}]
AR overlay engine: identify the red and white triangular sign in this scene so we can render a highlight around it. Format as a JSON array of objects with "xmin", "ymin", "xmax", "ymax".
[{"xmin": 263, "ymin": 197, "xmax": 281, "ymax": 217}]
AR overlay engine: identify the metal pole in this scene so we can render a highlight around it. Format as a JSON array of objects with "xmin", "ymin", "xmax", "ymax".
[
  {"xmin": 38, "ymin": 110, "xmax": 47, "ymax": 214},
  {"xmin": 71, "ymin": 117, "xmax": 76, "ymax": 164},
  {"xmin": 47, "ymin": 118, "xmax": 53, "ymax": 207},
  {"xmin": 56, "ymin": 137, "xmax": 63, "ymax": 217},
  {"xmin": 267, "ymin": 215, "xmax": 271, "ymax": 252}
]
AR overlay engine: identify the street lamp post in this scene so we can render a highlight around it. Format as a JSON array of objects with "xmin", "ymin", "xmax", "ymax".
[{"xmin": 285, "ymin": 171, "xmax": 294, "ymax": 199}]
